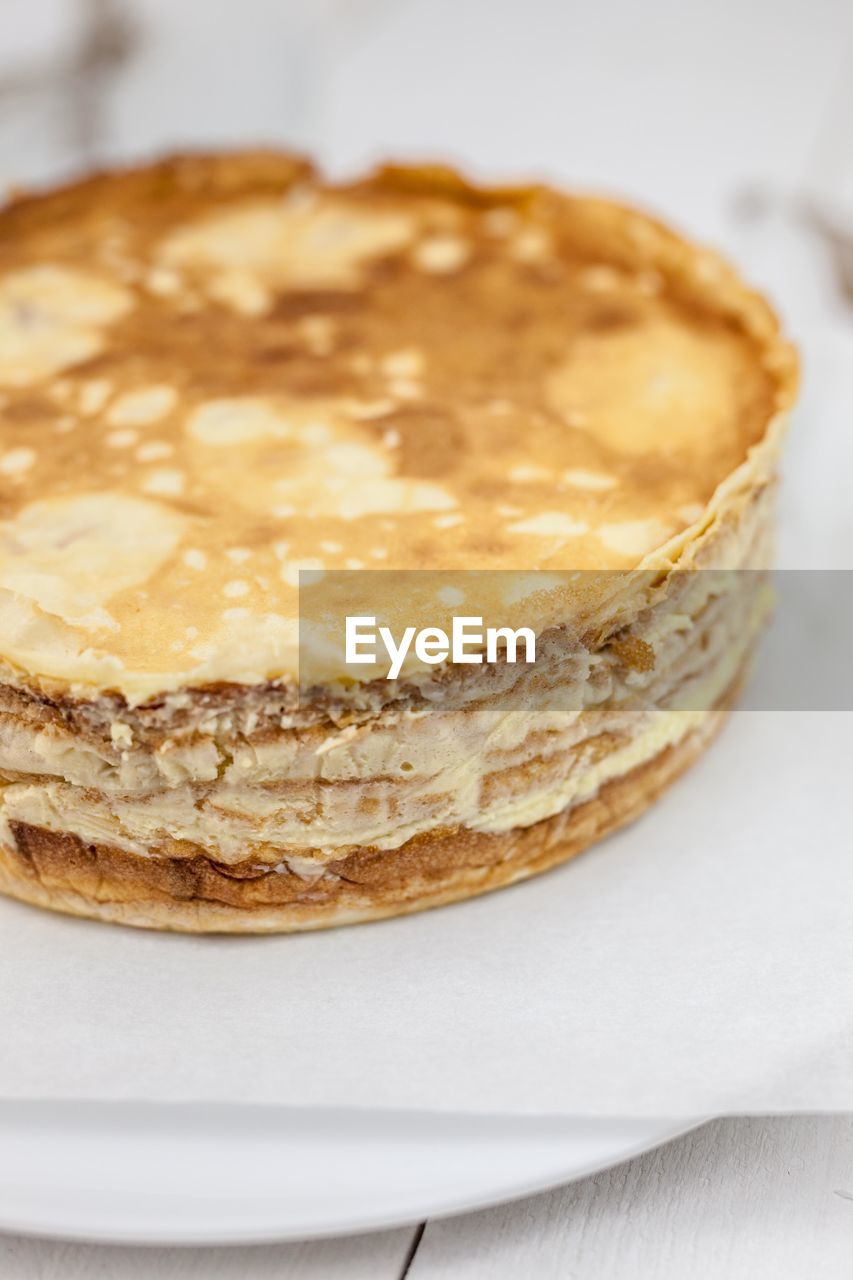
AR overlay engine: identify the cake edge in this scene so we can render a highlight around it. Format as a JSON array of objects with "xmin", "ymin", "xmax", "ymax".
[{"xmin": 0, "ymin": 702, "xmax": 728, "ymax": 933}]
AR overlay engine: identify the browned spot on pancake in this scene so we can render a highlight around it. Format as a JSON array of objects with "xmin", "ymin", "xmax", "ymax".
[
  {"xmin": 390, "ymin": 406, "xmax": 465, "ymax": 479},
  {"xmin": 587, "ymin": 303, "xmax": 640, "ymax": 331},
  {"xmin": 609, "ymin": 635, "xmax": 656, "ymax": 672}
]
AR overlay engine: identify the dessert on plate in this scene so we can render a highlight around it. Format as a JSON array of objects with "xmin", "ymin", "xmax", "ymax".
[{"xmin": 0, "ymin": 153, "xmax": 797, "ymax": 930}]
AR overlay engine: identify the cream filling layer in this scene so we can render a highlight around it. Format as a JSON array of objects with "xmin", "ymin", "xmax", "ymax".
[
  {"xmin": 0, "ymin": 710, "xmax": 715, "ymax": 875},
  {"xmin": 0, "ymin": 569, "xmax": 767, "ymax": 869}
]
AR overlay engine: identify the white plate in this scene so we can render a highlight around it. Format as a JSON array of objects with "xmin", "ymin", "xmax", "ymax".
[{"xmin": 0, "ymin": 1102, "xmax": 703, "ymax": 1245}]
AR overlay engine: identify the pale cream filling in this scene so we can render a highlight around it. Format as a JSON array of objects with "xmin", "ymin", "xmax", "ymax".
[{"xmin": 0, "ymin": 568, "xmax": 769, "ymax": 869}]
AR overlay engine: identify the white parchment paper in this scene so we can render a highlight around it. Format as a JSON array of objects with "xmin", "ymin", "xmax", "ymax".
[{"xmin": 0, "ymin": 337, "xmax": 850, "ymax": 1118}]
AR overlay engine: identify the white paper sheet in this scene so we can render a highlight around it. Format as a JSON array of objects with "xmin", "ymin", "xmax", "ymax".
[{"xmin": 0, "ymin": 337, "xmax": 850, "ymax": 1118}]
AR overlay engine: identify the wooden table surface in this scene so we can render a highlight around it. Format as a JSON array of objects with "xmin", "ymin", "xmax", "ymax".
[{"xmin": 1, "ymin": 1119, "xmax": 852, "ymax": 1278}]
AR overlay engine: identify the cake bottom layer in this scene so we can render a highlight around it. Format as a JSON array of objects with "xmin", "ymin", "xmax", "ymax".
[{"xmin": 0, "ymin": 704, "xmax": 726, "ymax": 933}]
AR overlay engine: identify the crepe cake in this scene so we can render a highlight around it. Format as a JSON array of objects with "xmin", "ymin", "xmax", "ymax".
[{"xmin": 0, "ymin": 152, "xmax": 797, "ymax": 931}]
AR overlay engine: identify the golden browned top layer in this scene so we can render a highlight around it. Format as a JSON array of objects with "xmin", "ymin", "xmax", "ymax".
[{"xmin": 0, "ymin": 152, "xmax": 796, "ymax": 701}]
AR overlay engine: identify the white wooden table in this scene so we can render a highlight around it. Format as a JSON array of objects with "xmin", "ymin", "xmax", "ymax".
[
  {"xmin": 1, "ymin": 1118, "xmax": 852, "ymax": 1277},
  {"xmin": 1, "ymin": 0, "xmax": 851, "ymax": 1273}
]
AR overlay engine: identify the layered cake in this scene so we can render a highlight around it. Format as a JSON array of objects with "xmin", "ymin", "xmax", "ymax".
[{"xmin": 0, "ymin": 153, "xmax": 797, "ymax": 930}]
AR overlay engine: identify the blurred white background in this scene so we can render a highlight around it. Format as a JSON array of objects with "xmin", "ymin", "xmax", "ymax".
[{"xmin": 1, "ymin": 0, "xmax": 852, "ymax": 330}]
